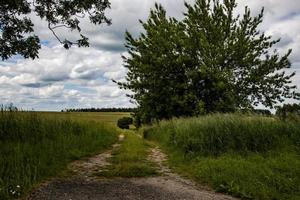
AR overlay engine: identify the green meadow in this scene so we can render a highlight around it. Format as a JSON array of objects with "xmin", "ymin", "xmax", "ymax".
[
  {"xmin": 2, "ymin": 110, "xmax": 300, "ymax": 200},
  {"xmin": 0, "ymin": 111, "xmax": 127, "ymax": 199},
  {"xmin": 98, "ymin": 132, "xmax": 157, "ymax": 178},
  {"xmin": 37, "ymin": 112, "xmax": 131, "ymax": 125},
  {"xmin": 144, "ymin": 114, "xmax": 300, "ymax": 200}
]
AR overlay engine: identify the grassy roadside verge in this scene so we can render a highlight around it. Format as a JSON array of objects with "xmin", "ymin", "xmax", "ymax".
[
  {"xmin": 98, "ymin": 131, "xmax": 157, "ymax": 177},
  {"xmin": 0, "ymin": 111, "xmax": 119, "ymax": 199},
  {"xmin": 144, "ymin": 114, "xmax": 300, "ymax": 200}
]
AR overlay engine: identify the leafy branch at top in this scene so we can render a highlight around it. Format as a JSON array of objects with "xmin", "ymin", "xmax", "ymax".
[{"xmin": 0, "ymin": 0, "xmax": 111, "ymax": 60}]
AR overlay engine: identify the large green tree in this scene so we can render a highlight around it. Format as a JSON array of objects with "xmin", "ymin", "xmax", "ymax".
[
  {"xmin": 119, "ymin": 0, "xmax": 299, "ymax": 123},
  {"xmin": 184, "ymin": 0, "xmax": 299, "ymax": 112},
  {"xmin": 118, "ymin": 4, "xmax": 195, "ymax": 123},
  {"xmin": 0, "ymin": 0, "xmax": 111, "ymax": 60}
]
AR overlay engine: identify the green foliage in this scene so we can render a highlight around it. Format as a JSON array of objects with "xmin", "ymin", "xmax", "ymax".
[
  {"xmin": 98, "ymin": 132, "xmax": 157, "ymax": 177},
  {"xmin": 117, "ymin": 117, "xmax": 133, "ymax": 129},
  {"xmin": 252, "ymin": 109, "xmax": 272, "ymax": 116},
  {"xmin": 0, "ymin": 0, "xmax": 111, "ymax": 60},
  {"xmin": 194, "ymin": 100, "xmax": 206, "ymax": 116},
  {"xmin": 276, "ymin": 103, "xmax": 300, "ymax": 121},
  {"xmin": 144, "ymin": 114, "xmax": 300, "ymax": 199},
  {"xmin": 0, "ymin": 110, "xmax": 118, "ymax": 199},
  {"xmin": 118, "ymin": 0, "xmax": 299, "ymax": 123},
  {"xmin": 117, "ymin": 4, "xmax": 196, "ymax": 123}
]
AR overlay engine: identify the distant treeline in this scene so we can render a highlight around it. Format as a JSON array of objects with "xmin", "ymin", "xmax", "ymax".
[{"xmin": 63, "ymin": 108, "xmax": 136, "ymax": 113}]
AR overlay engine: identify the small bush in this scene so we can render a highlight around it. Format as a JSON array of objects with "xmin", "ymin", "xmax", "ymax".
[{"xmin": 117, "ymin": 117, "xmax": 133, "ymax": 129}]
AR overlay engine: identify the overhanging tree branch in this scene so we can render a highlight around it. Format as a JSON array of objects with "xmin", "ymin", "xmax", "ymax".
[{"xmin": 0, "ymin": 0, "xmax": 111, "ymax": 60}]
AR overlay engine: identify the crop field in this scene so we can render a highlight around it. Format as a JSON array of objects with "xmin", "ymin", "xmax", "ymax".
[
  {"xmin": 144, "ymin": 114, "xmax": 300, "ymax": 200},
  {"xmin": 37, "ymin": 112, "xmax": 132, "ymax": 125},
  {"xmin": 0, "ymin": 111, "xmax": 128, "ymax": 199}
]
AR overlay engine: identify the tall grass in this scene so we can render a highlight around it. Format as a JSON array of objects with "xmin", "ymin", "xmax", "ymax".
[
  {"xmin": 144, "ymin": 114, "xmax": 300, "ymax": 155},
  {"xmin": 144, "ymin": 114, "xmax": 300, "ymax": 199},
  {"xmin": 0, "ymin": 110, "xmax": 118, "ymax": 199}
]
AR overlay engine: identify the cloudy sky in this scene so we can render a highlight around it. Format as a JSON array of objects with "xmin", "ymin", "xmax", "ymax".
[{"xmin": 0, "ymin": 0, "xmax": 300, "ymax": 111}]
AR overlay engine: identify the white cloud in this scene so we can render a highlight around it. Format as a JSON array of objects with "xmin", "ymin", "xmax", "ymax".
[{"xmin": 38, "ymin": 84, "xmax": 64, "ymax": 98}]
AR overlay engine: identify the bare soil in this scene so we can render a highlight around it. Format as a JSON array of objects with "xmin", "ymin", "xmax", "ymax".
[
  {"xmin": 69, "ymin": 142, "xmax": 120, "ymax": 181},
  {"xmin": 27, "ymin": 135, "xmax": 238, "ymax": 200}
]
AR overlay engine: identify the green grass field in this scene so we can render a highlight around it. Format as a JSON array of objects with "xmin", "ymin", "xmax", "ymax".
[
  {"xmin": 0, "ymin": 111, "xmax": 128, "ymax": 199},
  {"xmin": 144, "ymin": 114, "xmax": 300, "ymax": 200},
  {"xmin": 37, "ymin": 112, "xmax": 131, "ymax": 125},
  {"xmin": 98, "ymin": 131, "xmax": 157, "ymax": 178},
  {"xmin": 3, "ymin": 110, "xmax": 300, "ymax": 200}
]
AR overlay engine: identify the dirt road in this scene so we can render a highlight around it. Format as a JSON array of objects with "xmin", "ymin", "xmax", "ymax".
[{"xmin": 27, "ymin": 135, "xmax": 237, "ymax": 200}]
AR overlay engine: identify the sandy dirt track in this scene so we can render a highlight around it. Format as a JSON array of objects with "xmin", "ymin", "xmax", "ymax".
[{"xmin": 27, "ymin": 135, "xmax": 237, "ymax": 200}]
